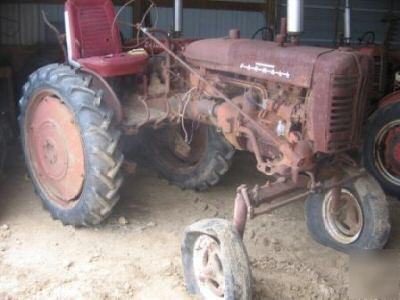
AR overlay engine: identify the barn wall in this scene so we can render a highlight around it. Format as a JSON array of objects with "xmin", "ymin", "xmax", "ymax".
[
  {"xmin": 0, "ymin": 0, "xmax": 398, "ymax": 47},
  {"xmin": 150, "ymin": 7, "xmax": 266, "ymax": 39},
  {"xmin": 0, "ymin": 3, "xmax": 133, "ymax": 45},
  {"xmin": 278, "ymin": 0, "xmax": 399, "ymax": 46}
]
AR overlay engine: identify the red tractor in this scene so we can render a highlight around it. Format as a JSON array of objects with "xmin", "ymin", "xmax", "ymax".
[
  {"xmin": 19, "ymin": 0, "xmax": 391, "ymax": 298},
  {"xmin": 358, "ymin": 15, "xmax": 400, "ymax": 197}
]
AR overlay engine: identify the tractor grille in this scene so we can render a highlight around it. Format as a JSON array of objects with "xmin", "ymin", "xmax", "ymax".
[
  {"xmin": 372, "ymin": 56, "xmax": 381, "ymax": 95},
  {"xmin": 327, "ymin": 74, "xmax": 359, "ymax": 152}
]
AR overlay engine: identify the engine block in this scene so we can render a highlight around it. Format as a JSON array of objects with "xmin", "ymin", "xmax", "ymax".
[{"xmin": 179, "ymin": 37, "xmax": 373, "ymax": 177}]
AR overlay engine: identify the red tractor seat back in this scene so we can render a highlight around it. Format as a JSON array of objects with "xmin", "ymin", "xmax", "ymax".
[{"xmin": 65, "ymin": 0, "xmax": 148, "ymax": 77}]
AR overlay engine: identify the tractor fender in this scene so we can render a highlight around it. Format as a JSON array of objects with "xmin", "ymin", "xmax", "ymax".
[
  {"xmin": 378, "ymin": 90, "xmax": 400, "ymax": 108},
  {"xmin": 77, "ymin": 68, "xmax": 123, "ymax": 125}
]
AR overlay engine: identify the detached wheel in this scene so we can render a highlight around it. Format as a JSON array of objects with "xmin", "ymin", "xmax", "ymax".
[
  {"xmin": 181, "ymin": 218, "xmax": 252, "ymax": 300},
  {"xmin": 142, "ymin": 124, "xmax": 234, "ymax": 191},
  {"xmin": 363, "ymin": 102, "xmax": 400, "ymax": 196},
  {"xmin": 305, "ymin": 172, "xmax": 390, "ymax": 253},
  {"xmin": 19, "ymin": 64, "xmax": 123, "ymax": 226}
]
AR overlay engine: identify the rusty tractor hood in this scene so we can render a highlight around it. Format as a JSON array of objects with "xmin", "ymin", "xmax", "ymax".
[{"xmin": 183, "ymin": 38, "xmax": 333, "ymax": 88}]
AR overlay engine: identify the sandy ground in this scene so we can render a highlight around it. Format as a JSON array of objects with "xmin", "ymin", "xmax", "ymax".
[{"xmin": 0, "ymin": 149, "xmax": 399, "ymax": 300}]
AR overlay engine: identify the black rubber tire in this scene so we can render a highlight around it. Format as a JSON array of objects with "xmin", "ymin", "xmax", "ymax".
[
  {"xmin": 305, "ymin": 172, "xmax": 390, "ymax": 253},
  {"xmin": 19, "ymin": 63, "xmax": 124, "ymax": 226},
  {"xmin": 181, "ymin": 218, "xmax": 252, "ymax": 300},
  {"xmin": 142, "ymin": 125, "xmax": 235, "ymax": 191},
  {"xmin": 363, "ymin": 102, "xmax": 400, "ymax": 197}
]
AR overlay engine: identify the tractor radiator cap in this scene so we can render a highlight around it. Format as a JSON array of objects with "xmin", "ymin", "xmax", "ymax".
[{"xmin": 229, "ymin": 29, "xmax": 240, "ymax": 39}]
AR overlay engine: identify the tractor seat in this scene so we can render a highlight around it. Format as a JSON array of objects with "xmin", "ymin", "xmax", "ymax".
[
  {"xmin": 77, "ymin": 50, "xmax": 148, "ymax": 77},
  {"xmin": 65, "ymin": 0, "xmax": 148, "ymax": 77}
]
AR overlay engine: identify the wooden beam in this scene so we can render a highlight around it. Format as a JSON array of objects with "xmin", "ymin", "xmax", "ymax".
[
  {"xmin": 0, "ymin": 0, "xmax": 265, "ymax": 12},
  {"xmin": 266, "ymin": 0, "xmax": 277, "ymax": 31},
  {"xmin": 155, "ymin": 0, "xmax": 264, "ymax": 11},
  {"xmin": 132, "ymin": 0, "xmax": 143, "ymax": 24},
  {"xmin": 332, "ymin": 0, "xmax": 340, "ymax": 46}
]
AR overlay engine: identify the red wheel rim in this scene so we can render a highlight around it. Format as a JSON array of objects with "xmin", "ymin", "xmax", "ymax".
[
  {"xmin": 26, "ymin": 92, "xmax": 85, "ymax": 206},
  {"xmin": 323, "ymin": 188, "xmax": 363, "ymax": 244},
  {"xmin": 193, "ymin": 235, "xmax": 225, "ymax": 299},
  {"xmin": 374, "ymin": 120, "xmax": 400, "ymax": 186},
  {"xmin": 384, "ymin": 126, "xmax": 400, "ymax": 176}
]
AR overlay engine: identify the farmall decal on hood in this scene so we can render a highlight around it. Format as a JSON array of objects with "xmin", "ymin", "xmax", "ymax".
[
  {"xmin": 239, "ymin": 62, "xmax": 291, "ymax": 79},
  {"xmin": 183, "ymin": 38, "xmax": 332, "ymax": 88}
]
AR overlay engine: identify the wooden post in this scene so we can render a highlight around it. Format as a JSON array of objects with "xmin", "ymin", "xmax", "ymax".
[
  {"xmin": 132, "ymin": 0, "xmax": 143, "ymax": 37},
  {"xmin": 266, "ymin": 0, "xmax": 277, "ymax": 40},
  {"xmin": 333, "ymin": 0, "xmax": 341, "ymax": 46}
]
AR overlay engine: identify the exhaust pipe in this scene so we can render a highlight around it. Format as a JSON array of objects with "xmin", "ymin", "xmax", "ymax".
[
  {"xmin": 344, "ymin": 0, "xmax": 351, "ymax": 44},
  {"xmin": 287, "ymin": 0, "xmax": 304, "ymax": 35},
  {"xmin": 174, "ymin": 0, "xmax": 183, "ymax": 36}
]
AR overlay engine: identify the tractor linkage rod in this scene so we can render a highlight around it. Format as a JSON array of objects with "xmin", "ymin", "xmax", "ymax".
[{"xmin": 233, "ymin": 170, "xmax": 366, "ymax": 238}]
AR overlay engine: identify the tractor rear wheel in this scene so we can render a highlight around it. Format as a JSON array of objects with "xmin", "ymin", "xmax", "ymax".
[
  {"xmin": 19, "ymin": 64, "xmax": 124, "ymax": 226},
  {"xmin": 363, "ymin": 102, "xmax": 400, "ymax": 197},
  {"xmin": 142, "ymin": 123, "xmax": 234, "ymax": 191}
]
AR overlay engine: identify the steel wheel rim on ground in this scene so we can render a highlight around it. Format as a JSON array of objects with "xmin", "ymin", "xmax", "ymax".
[
  {"xmin": 25, "ymin": 91, "xmax": 85, "ymax": 207},
  {"xmin": 322, "ymin": 188, "xmax": 364, "ymax": 244},
  {"xmin": 193, "ymin": 234, "xmax": 225, "ymax": 300},
  {"xmin": 374, "ymin": 120, "xmax": 400, "ymax": 186}
]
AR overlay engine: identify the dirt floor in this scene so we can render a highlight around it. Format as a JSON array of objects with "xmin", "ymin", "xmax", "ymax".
[{"xmin": 0, "ymin": 148, "xmax": 399, "ymax": 300}]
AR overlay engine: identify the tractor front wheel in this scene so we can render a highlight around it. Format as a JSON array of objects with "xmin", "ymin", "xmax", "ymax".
[
  {"xmin": 181, "ymin": 218, "xmax": 252, "ymax": 300},
  {"xmin": 19, "ymin": 64, "xmax": 124, "ymax": 226},
  {"xmin": 305, "ymin": 172, "xmax": 390, "ymax": 253}
]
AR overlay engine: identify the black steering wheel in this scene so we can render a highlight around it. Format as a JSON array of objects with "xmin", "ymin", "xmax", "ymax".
[
  {"xmin": 358, "ymin": 31, "xmax": 376, "ymax": 45},
  {"xmin": 251, "ymin": 26, "xmax": 274, "ymax": 41}
]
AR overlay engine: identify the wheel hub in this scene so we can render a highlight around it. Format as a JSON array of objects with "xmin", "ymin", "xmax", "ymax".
[
  {"xmin": 323, "ymin": 188, "xmax": 363, "ymax": 244},
  {"xmin": 385, "ymin": 126, "xmax": 400, "ymax": 176},
  {"xmin": 27, "ymin": 94, "xmax": 85, "ymax": 204},
  {"xmin": 193, "ymin": 235, "xmax": 225, "ymax": 300},
  {"xmin": 37, "ymin": 122, "xmax": 68, "ymax": 180},
  {"xmin": 374, "ymin": 121, "xmax": 400, "ymax": 186}
]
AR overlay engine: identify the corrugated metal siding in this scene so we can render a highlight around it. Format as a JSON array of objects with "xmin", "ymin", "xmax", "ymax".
[
  {"xmin": 151, "ymin": 7, "xmax": 265, "ymax": 38},
  {"xmin": 0, "ymin": 3, "xmax": 133, "ymax": 46},
  {"xmin": 0, "ymin": 0, "xmax": 398, "ymax": 46},
  {"xmin": 279, "ymin": 0, "xmax": 399, "ymax": 46}
]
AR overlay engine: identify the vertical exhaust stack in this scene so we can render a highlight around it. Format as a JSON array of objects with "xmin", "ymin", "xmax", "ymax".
[
  {"xmin": 344, "ymin": 0, "xmax": 351, "ymax": 44},
  {"xmin": 287, "ymin": 0, "xmax": 304, "ymax": 44},
  {"xmin": 174, "ymin": 0, "xmax": 183, "ymax": 37}
]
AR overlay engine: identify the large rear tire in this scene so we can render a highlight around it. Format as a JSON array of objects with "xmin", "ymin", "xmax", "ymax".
[
  {"xmin": 363, "ymin": 102, "xmax": 400, "ymax": 197},
  {"xmin": 19, "ymin": 64, "xmax": 124, "ymax": 226},
  {"xmin": 142, "ymin": 124, "xmax": 234, "ymax": 191}
]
